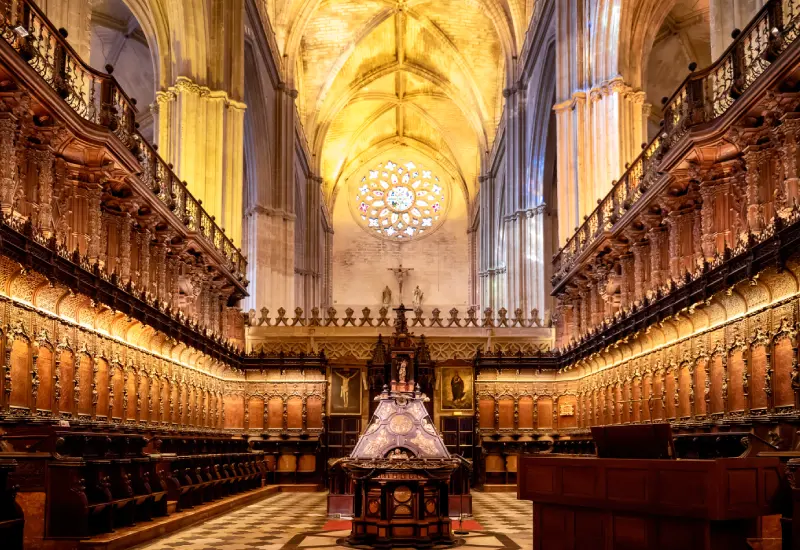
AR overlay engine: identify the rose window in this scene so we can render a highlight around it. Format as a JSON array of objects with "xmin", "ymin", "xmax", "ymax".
[{"xmin": 351, "ymin": 159, "xmax": 448, "ymax": 241}]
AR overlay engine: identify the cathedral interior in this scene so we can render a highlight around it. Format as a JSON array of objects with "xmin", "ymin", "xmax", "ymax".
[{"xmin": 1, "ymin": 0, "xmax": 800, "ymax": 548}]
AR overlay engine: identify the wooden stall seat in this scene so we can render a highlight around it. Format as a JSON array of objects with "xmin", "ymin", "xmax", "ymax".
[{"xmin": 0, "ymin": 427, "xmax": 271, "ymax": 538}]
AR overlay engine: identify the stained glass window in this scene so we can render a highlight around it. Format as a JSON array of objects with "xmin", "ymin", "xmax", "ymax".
[{"xmin": 350, "ymin": 159, "xmax": 447, "ymax": 241}]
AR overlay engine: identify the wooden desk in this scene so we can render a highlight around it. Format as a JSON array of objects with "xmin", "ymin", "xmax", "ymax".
[{"xmin": 518, "ymin": 455, "xmax": 783, "ymax": 550}]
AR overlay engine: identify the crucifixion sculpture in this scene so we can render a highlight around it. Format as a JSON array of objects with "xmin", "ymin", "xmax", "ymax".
[{"xmin": 387, "ymin": 264, "xmax": 413, "ymax": 302}]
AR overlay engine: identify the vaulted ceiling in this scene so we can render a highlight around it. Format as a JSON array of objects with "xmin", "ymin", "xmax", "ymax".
[{"xmin": 266, "ymin": 0, "xmax": 533, "ymax": 203}]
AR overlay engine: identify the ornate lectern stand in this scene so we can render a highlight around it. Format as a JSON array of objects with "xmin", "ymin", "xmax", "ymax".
[{"xmin": 339, "ymin": 316, "xmax": 460, "ymax": 548}]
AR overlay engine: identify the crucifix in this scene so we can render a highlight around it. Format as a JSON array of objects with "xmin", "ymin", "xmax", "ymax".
[{"xmin": 388, "ymin": 264, "xmax": 413, "ymax": 303}]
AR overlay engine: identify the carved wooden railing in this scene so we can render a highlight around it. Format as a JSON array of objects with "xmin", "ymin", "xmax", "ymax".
[
  {"xmin": 552, "ymin": 0, "xmax": 800, "ymax": 291},
  {"xmin": 0, "ymin": 0, "xmax": 246, "ymax": 285}
]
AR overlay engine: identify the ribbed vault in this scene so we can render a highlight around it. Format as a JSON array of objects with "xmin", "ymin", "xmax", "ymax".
[{"xmin": 269, "ymin": 0, "xmax": 528, "ymax": 205}]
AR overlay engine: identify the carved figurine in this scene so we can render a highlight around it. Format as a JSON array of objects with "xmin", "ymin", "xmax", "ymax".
[
  {"xmin": 398, "ymin": 359, "xmax": 408, "ymax": 383},
  {"xmin": 792, "ymin": 368, "xmax": 800, "ymax": 391},
  {"xmin": 382, "ymin": 285, "xmax": 392, "ymax": 307},
  {"xmin": 412, "ymin": 285, "xmax": 423, "ymax": 308}
]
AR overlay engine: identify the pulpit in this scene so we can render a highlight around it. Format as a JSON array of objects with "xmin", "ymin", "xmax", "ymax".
[{"xmin": 340, "ymin": 383, "xmax": 459, "ymax": 547}]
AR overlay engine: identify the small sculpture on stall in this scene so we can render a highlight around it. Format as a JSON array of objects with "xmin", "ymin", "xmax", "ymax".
[{"xmin": 412, "ymin": 285, "xmax": 423, "ymax": 307}]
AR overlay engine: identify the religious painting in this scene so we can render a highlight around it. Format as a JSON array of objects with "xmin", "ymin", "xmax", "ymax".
[
  {"xmin": 440, "ymin": 366, "xmax": 474, "ymax": 411},
  {"xmin": 329, "ymin": 367, "xmax": 362, "ymax": 415}
]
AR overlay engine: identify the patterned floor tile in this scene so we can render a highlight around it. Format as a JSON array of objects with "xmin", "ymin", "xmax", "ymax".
[{"xmin": 135, "ymin": 490, "xmax": 533, "ymax": 550}]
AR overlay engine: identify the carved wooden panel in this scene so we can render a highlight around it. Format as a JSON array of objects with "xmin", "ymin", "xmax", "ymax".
[
  {"xmin": 538, "ymin": 397, "xmax": 553, "ymax": 430},
  {"xmin": 478, "ymin": 398, "xmax": 494, "ymax": 429},
  {"xmin": 10, "ymin": 340, "xmax": 30, "ymax": 409},
  {"xmin": 58, "ymin": 350, "xmax": 74, "ymax": 414},
  {"xmin": 678, "ymin": 365, "xmax": 691, "ymax": 418},
  {"xmin": 268, "ymin": 397, "xmax": 283, "ymax": 429},
  {"xmin": 224, "ymin": 396, "xmax": 244, "ymax": 429},
  {"xmin": 287, "ymin": 396, "xmax": 303, "ymax": 429},
  {"xmin": 96, "ymin": 358, "xmax": 109, "ymax": 419},
  {"xmin": 774, "ymin": 338, "xmax": 794, "ymax": 407},
  {"xmin": 751, "ymin": 345, "xmax": 768, "ymax": 410},
  {"xmin": 307, "ymin": 395, "xmax": 323, "ymax": 429},
  {"xmin": 518, "ymin": 396, "xmax": 534, "ymax": 429},
  {"xmin": 729, "ymin": 350, "xmax": 745, "ymax": 412},
  {"xmin": 37, "ymin": 346, "xmax": 53, "ymax": 412},
  {"xmin": 248, "ymin": 396, "xmax": 264, "ymax": 430},
  {"xmin": 559, "ymin": 395, "xmax": 577, "ymax": 429},
  {"xmin": 710, "ymin": 356, "xmax": 724, "ymax": 414},
  {"xmin": 78, "ymin": 355, "xmax": 93, "ymax": 416},
  {"xmin": 498, "ymin": 397, "xmax": 514, "ymax": 429}
]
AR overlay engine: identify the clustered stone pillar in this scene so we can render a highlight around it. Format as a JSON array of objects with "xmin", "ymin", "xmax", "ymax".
[{"xmin": 156, "ymin": 80, "xmax": 246, "ymax": 248}]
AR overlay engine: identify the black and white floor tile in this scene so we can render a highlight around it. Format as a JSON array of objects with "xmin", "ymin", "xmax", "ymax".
[{"xmin": 135, "ymin": 490, "xmax": 532, "ymax": 550}]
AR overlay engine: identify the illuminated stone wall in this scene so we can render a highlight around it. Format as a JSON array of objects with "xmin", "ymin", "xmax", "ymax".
[{"xmin": 330, "ymin": 148, "xmax": 470, "ymax": 310}]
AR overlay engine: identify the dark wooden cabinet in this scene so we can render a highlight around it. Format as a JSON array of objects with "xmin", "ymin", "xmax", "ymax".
[
  {"xmin": 327, "ymin": 416, "xmax": 361, "ymax": 459},
  {"xmin": 441, "ymin": 416, "xmax": 473, "ymax": 516},
  {"xmin": 326, "ymin": 416, "xmax": 362, "ymax": 517}
]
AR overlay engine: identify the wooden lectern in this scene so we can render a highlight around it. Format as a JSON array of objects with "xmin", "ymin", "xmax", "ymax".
[{"xmin": 518, "ymin": 425, "xmax": 783, "ymax": 550}]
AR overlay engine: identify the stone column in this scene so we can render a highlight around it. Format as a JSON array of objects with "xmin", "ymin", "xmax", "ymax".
[{"xmin": 156, "ymin": 79, "xmax": 246, "ymax": 247}]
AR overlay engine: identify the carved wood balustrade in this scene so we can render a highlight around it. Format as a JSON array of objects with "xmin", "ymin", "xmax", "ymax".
[
  {"xmin": 552, "ymin": 0, "xmax": 800, "ymax": 350},
  {"xmin": 0, "ymin": 0, "xmax": 247, "ymax": 357}
]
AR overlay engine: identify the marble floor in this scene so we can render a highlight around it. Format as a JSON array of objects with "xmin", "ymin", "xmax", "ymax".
[{"xmin": 135, "ymin": 491, "xmax": 532, "ymax": 550}]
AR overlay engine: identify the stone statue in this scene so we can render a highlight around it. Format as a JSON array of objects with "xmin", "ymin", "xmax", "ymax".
[
  {"xmin": 412, "ymin": 285, "xmax": 423, "ymax": 307},
  {"xmin": 382, "ymin": 285, "xmax": 392, "ymax": 307}
]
